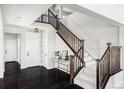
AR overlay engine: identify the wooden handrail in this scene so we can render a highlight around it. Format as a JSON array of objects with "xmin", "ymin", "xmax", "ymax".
[
  {"xmin": 100, "ymin": 43, "xmax": 111, "ymax": 60},
  {"xmin": 100, "ymin": 47, "xmax": 109, "ymax": 60},
  {"xmin": 48, "ymin": 9, "xmax": 57, "ymax": 18},
  {"xmin": 59, "ymin": 22, "xmax": 81, "ymax": 42},
  {"xmin": 74, "ymin": 47, "xmax": 83, "ymax": 56}
]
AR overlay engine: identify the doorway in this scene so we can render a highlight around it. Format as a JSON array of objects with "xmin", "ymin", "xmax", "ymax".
[
  {"xmin": 5, "ymin": 33, "xmax": 19, "ymax": 62},
  {"xmin": 25, "ymin": 32, "xmax": 42, "ymax": 67}
]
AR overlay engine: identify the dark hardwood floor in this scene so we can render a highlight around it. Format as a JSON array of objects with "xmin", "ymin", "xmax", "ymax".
[{"xmin": 0, "ymin": 62, "xmax": 83, "ymax": 89}]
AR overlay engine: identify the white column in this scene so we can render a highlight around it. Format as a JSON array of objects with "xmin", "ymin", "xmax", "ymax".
[{"xmin": 0, "ymin": 5, "xmax": 4, "ymax": 78}]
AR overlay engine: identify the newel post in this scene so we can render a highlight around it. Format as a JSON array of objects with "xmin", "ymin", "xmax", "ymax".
[
  {"xmin": 81, "ymin": 39, "xmax": 85, "ymax": 67},
  {"xmin": 107, "ymin": 43, "xmax": 112, "ymax": 48},
  {"xmin": 107, "ymin": 42, "xmax": 112, "ymax": 74},
  {"xmin": 96, "ymin": 59, "xmax": 100, "ymax": 89},
  {"xmin": 48, "ymin": 9, "xmax": 50, "ymax": 23},
  {"xmin": 70, "ymin": 55, "xmax": 74, "ymax": 84},
  {"xmin": 56, "ymin": 15, "xmax": 59, "ymax": 29}
]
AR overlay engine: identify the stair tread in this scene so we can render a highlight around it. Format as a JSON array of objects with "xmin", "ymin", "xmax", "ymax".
[
  {"xmin": 75, "ymin": 79, "xmax": 96, "ymax": 89},
  {"xmin": 85, "ymin": 60, "xmax": 96, "ymax": 66},
  {"xmin": 78, "ymin": 72, "xmax": 96, "ymax": 83},
  {"xmin": 76, "ymin": 68, "xmax": 96, "ymax": 83},
  {"xmin": 84, "ymin": 65, "xmax": 96, "ymax": 73},
  {"xmin": 74, "ymin": 63, "xmax": 96, "ymax": 89},
  {"xmin": 84, "ymin": 56, "xmax": 92, "ymax": 61}
]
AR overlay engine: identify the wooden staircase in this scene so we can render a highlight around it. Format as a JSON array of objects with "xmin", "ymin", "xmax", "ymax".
[
  {"xmin": 35, "ymin": 9, "xmax": 85, "ymax": 84},
  {"xmin": 35, "ymin": 8, "xmax": 122, "ymax": 88}
]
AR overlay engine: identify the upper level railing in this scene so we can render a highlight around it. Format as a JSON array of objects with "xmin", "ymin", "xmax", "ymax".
[
  {"xmin": 96, "ymin": 43, "xmax": 122, "ymax": 89},
  {"xmin": 35, "ymin": 9, "xmax": 85, "ymax": 84},
  {"xmin": 35, "ymin": 9, "xmax": 59, "ymax": 29}
]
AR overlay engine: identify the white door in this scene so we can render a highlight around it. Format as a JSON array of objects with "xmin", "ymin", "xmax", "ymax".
[
  {"xmin": 25, "ymin": 32, "xmax": 41, "ymax": 67},
  {"xmin": 5, "ymin": 34, "xmax": 18, "ymax": 62}
]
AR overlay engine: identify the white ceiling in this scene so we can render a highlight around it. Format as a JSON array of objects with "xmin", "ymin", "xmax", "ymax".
[
  {"xmin": 61, "ymin": 4, "xmax": 123, "ymax": 26},
  {"xmin": 2, "ymin": 4, "xmax": 52, "ymax": 28},
  {"xmin": 67, "ymin": 12, "xmax": 115, "ymax": 28}
]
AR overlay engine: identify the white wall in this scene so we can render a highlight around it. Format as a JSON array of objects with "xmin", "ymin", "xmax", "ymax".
[
  {"xmin": 119, "ymin": 26, "xmax": 124, "ymax": 81},
  {"xmin": 41, "ymin": 29, "xmax": 48, "ymax": 68},
  {"xmin": 0, "ymin": 5, "xmax": 4, "ymax": 78},
  {"xmin": 40, "ymin": 25, "xmax": 57, "ymax": 69},
  {"xmin": 56, "ymin": 34, "xmax": 74, "ymax": 56},
  {"xmin": 20, "ymin": 33, "xmax": 26, "ymax": 68},
  {"xmin": 61, "ymin": 12, "xmax": 119, "ymax": 58},
  {"xmin": 47, "ymin": 27, "xmax": 57, "ymax": 69}
]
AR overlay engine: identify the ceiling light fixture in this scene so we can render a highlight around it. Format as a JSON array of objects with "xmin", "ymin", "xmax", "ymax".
[{"xmin": 33, "ymin": 28, "xmax": 39, "ymax": 33}]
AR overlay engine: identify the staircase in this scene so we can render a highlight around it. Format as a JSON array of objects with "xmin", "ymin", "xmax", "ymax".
[
  {"xmin": 35, "ymin": 9, "xmax": 85, "ymax": 84},
  {"xmin": 35, "ymin": 7, "xmax": 122, "ymax": 89}
]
